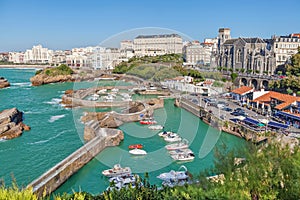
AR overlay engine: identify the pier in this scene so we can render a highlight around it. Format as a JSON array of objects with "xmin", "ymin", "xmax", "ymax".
[{"xmin": 27, "ymin": 128, "xmax": 123, "ymax": 198}]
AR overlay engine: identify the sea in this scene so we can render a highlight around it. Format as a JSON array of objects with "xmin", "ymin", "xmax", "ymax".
[{"xmin": 0, "ymin": 68, "xmax": 247, "ymax": 196}]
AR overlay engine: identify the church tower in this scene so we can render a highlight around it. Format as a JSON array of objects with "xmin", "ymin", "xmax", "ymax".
[{"xmin": 218, "ymin": 28, "xmax": 231, "ymax": 47}]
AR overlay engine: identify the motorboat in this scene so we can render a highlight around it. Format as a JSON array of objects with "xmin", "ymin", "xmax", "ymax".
[
  {"xmin": 168, "ymin": 148, "xmax": 193, "ymax": 155},
  {"xmin": 165, "ymin": 139, "xmax": 189, "ymax": 150},
  {"xmin": 97, "ymin": 89, "xmax": 107, "ymax": 94},
  {"xmin": 107, "ymin": 174, "xmax": 141, "ymax": 191},
  {"xmin": 164, "ymin": 135, "xmax": 182, "ymax": 143},
  {"xmin": 104, "ymin": 94, "xmax": 115, "ymax": 102},
  {"xmin": 158, "ymin": 131, "xmax": 178, "ymax": 138},
  {"xmin": 148, "ymin": 125, "xmax": 164, "ymax": 130},
  {"xmin": 157, "ymin": 165, "xmax": 191, "ymax": 187},
  {"xmin": 129, "ymin": 148, "xmax": 147, "ymax": 155},
  {"xmin": 102, "ymin": 164, "xmax": 132, "ymax": 177},
  {"xmin": 128, "ymin": 144, "xmax": 143, "ymax": 149},
  {"xmin": 111, "ymin": 88, "xmax": 119, "ymax": 93},
  {"xmin": 122, "ymin": 96, "xmax": 132, "ymax": 101},
  {"xmin": 157, "ymin": 166, "xmax": 189, "ymax": 181},
  {"xmin": 171, "ymin": 152, "xmax": 195, "ymax": 162},
  {"xmin": 140, "ymin": 118, "xmax": 157, "ymax": 125}
]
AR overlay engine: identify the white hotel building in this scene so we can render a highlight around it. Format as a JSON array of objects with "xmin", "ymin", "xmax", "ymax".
[
  {"xmin": 133, "ymin": 34, "xmax": 183, "ymax": 57},
  {"xmin": 24, "ymin": 44, "xmax": 53, "ymax": 64},
  {"xmin": 87, "ymin": 47, "xmax": 120, "ymax": 70}
]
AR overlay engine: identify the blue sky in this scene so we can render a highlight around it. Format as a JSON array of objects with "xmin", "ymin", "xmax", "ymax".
[{"xmin": 0, "ymin": 0, "xmax": 299, "ymax": 52}]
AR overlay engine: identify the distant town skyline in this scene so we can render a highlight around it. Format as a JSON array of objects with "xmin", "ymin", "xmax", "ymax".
[{"xmin": 1, "ymin": 0, "xmax": 300, "ymax": 52}]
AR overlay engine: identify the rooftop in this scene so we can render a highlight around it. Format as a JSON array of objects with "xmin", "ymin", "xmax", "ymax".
[
  {"xmin": 231, "ymin": 86, "xmax": 253, "ymax": 95},
  {"xmin": 135, "ymin": 34, "xmax": 181, "ymax": 39}
]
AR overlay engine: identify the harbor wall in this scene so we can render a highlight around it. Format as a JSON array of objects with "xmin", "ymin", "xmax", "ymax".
[
  {"xmin": 27, "ymin": 128, "xmax": 123, "ymax": 198},
  {"xmin": 178, "ymin": 98, "xmax": 266, "ymax": 143}
]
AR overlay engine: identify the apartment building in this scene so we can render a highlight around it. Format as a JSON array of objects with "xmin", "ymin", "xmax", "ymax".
[{"xmin": 133, "ymin": 34, "xmax": 183, "ymax": 57}]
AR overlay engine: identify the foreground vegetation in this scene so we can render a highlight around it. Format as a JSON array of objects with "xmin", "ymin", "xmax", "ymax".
[
  {"xmin": 2, "ymin": 142, "xmax": 300, "ymax": 200},
  {"xmin": 35, "ymin": 64, "xmax": 73, "ymax": 76}
]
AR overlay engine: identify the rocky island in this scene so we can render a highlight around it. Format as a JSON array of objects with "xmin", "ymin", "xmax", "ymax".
[
  {"xmin": 30, "ymin": 64, "xmax": 75, "ymax": 86},
  {"xmin": 0, "ymin": 108, "xmax": 30, "ymax": 140},
  {"xmin": 0, "ymin": 77, "xmax": 10, "ymax": 88}
]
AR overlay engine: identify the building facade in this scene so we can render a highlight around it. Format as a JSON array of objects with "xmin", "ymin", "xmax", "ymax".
[
  {"xmin": 185, "ymin": 44, "xmax": 212, "ymax": 65},
  {"xmin": 87, "ymin": 47, "xmax": 120, "ymax": 70},
  {"xmin": 133, "ymin": 34, "xmax": 183, "ymax": 57},
  {"xmin": 271, "ymin": 34, "xmax": 300, "ymax": 66},
  {"xmin": 215, "ymin": 28, "xmax": 275, "ymax": 74},
  {"xmin": 8, "ymin": 52, "xmax": 24, "ymax": 63},
  {"xmin": 24, "ymin": 45, "xmax": 53, "ymax": 64}
]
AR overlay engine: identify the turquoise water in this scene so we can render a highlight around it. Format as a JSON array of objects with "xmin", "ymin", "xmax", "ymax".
[{"xmin": 0, "ymin": 68, "xmax": 246, "ymax": 195}]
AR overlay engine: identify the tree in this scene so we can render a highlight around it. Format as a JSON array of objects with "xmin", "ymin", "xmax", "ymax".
[{"xmin": 230, "ymin": 73, "xmax": 238, "ymax": 82}]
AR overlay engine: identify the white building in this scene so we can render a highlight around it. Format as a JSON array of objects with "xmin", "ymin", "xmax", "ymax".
[
  {"xmin": 66, "ymin": 53, "xmax": 88, "ymax": 68},
  {"xmin": 87, "ymin": 47, "xmax": 120, "ymax": 70},
  {"xmin": 24, "ymin": 45, "xmax": 53, "ymax": 64},
  {"xmin": 185, "ymin": 44, "xmax": 212, "ymax": 65},
  {"xmin": 8, "ymin": 52, "xmax": 24, "ymax": 63},
  {"xmin": 272, "ymin": 34, "xmax": 300, "ymax": 66},
  {"xmin": 161, "ymin": 76, "xmax": 212, "ymax": 96},
  {"xmin": 120, "ymin": 40, "xmax": 133, "ymax": 50},
  {"xmin": 133, "ymin": 34, "xmax": 183, "ymax": 57}
]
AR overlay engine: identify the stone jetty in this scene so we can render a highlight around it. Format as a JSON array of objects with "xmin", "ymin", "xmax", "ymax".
[
  {"xmin": 0, "ymin": 77, "xmax": 10, "ymax": 89},
  {"xmin": 27, "ymin": 128, "xmax": 123, "ymax": 197},
  {"xmin": 0, "ymin": 108, "xmax": 30, "ymax": 140}
]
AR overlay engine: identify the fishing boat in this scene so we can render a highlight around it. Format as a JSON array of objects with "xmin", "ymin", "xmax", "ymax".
[
  {"xmin": 140, "ymin": 118, "xmax": 157, "ymax": 125},
  {"xmin": 111, "ymin": 88, "xmax": 119, "ymax": 93},
  {"xmin": 128, "ymin": 144, "xmax": 143, "ymax": 149},
  {"xmin": 102, "ymin": 164, "xmax": 132, "ymax": 177},
  {"xmin": 148, "ymin": 125, "xmax": 164, "ymax": 130},
  {"xmin": 97, "ymin": 89, "xmax": 107, "ymax": 94},
  {"xmin": 165, "ymin": 139, "xmax": 189, "ymax": 150},
  {"xmin": 129, "ymin": 148, "xmax": 147, "ymax": 155}
]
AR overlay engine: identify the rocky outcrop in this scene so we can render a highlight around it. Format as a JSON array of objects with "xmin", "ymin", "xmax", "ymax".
[
  {"xmin": 30, "ymin": 74, "xmax": 75, "ymax": 86},
  {"xmin": 0, "ymin": 108, "xmax": 30, "ymax": 140},
  {"xmin": 0, "ymin": 77, "xmax": 10, "ymax": 89}
]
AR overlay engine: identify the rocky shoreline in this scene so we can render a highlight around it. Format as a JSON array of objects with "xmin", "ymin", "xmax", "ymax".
[
  {"xmin": 0, "ymin": 77, "xmax": 10, "ymax": 89},
  {"xmin": 0, "ymin": 108, "xmax": 30, "ymax": 140},
  {"xmin": 30, "ymin": 74, "xmax": 75, "ymax": 86}
]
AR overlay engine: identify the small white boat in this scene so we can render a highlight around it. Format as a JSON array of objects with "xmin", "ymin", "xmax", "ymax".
[
  {"xmin": 104, "ymin": 94, "xmax": 115, "ymax": 102},
  {"xmin": 158, "ymin": 131, "xmax": 178, "ymax": 138},
  {"xmin": 164, "ymin": 135, "xmax": 182, "ymax": 143},
  {"xmin": 102, "ymin": 164, "xmax": 132, "ymax": 177},
  {"xmin": 171, "ymin": 152, "xmax": 195, "ymax": 162},
  {"xmin": 111, "ymin": 88, "xmax": 119, "ymax": 93},
  {"xmin": 97, "ymin": 89, "xmax": 107, "ymax": 94},
  {"xmin": 157, "ymin": 166, "xmax": 189, "ymax": 181},
  {"xmin": 129, "ymin": 149, "xmax": 147, "ymax": 155},
  {"xmin": 165, "ymin": 139, "xmax": 189, "ymax": 150},
  {"xmin": 169, "ymin": 148, "xmax": 193, "ymax": 155},
  {"xmin": 148, "ymin": 125, "xmax": 164, "ymax": 130},
  {"xmin": 122, "ymin": 96, "xmax": 132, "ymax": 101}
]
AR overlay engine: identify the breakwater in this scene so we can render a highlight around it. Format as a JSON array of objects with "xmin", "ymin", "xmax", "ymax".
[{"xmin": 27, "ymin": 128, "xmax": 123, "ymax": 198}]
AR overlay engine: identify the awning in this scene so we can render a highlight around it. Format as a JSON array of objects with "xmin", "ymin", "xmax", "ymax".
[
  {"xmin": 243, "ymin": 117, "xmax": 260, "ymax": 126},
  {"xmin": 277, "ymin": 111, "xmax": 300, "ymax": 121},
  {"xmin": 268, "ymin": 121, "xmax": 289, "ymax": 129}
]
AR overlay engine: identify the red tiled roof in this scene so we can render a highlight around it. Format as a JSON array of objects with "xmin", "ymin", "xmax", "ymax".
[
  {"xmin": 231, "ymin": 86, "xmax": 253, "ymax": 95},
  {"xmin": 253, "ymin": 91, "xmax": 298, "ymax": 110}
]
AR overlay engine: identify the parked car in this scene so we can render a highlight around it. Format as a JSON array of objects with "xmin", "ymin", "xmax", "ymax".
[
  {"xmin": 217, "ymin": 104, "xmax": 225, "ymax": 109},
  {"xmin": 223, "ymin": 107, "xmax": 232, "ymax": 112},
  {"xmin": 218, "ymin": 101, "xmax": 229, "ymax": 106}
]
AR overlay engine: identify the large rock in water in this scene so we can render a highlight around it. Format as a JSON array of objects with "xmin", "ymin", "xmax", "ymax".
[
  {"xmin": 0, "ymin": 77, "xmax": 10, "ymax": 89},
  {"xmin": 30, "ymin": 74, "xmax": 75, "ymax": 86},
  {"xmin": 0, "ymin": 108, "xmax": 30, "ymax": 140}
]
